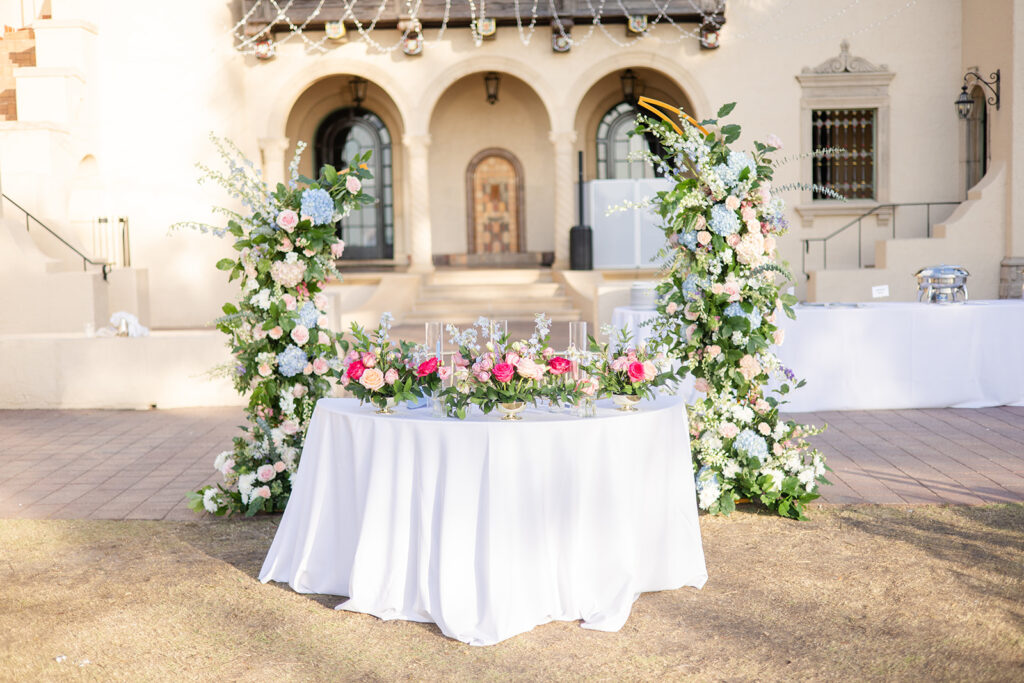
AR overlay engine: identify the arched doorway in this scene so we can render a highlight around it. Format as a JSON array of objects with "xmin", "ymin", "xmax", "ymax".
[
  {"xmin": 964, "ymin": 84, "xmax": 987, "ymax": 195},
  {"xmin": 466, "ymin": 149, "xmax": 525, "ymax": 254},
  {"xmin": 596, "ymin": 101, "xmax": 661, "ymax": 180},
  {"xmin": 314, "ymin": 108, "xmax": 393, "ymax": 260}
]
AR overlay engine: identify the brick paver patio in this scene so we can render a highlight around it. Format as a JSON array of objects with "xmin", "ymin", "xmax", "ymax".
[{"xmin": 0, "ymin": 405, "xmax": 1021, "ymax": 521}]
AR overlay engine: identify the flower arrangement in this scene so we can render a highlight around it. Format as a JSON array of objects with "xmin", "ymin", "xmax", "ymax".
[
  {"xmin": 443, "ymin": 315, "xmax": 590, "ymax": 418},
  {"xmin": 587, "ymin": 327, "xmax": 673, "ymax": 401},
  {"xmin": 338, "ymin": 313, "xmax": 446, "ymax": 412},
  {"xmin": 633, "ymin": 103, "xmax": 829, "ymax": 520},
  {"xmin": 177, "ymin": 136, "xmax": 372, "ymax": 516}
]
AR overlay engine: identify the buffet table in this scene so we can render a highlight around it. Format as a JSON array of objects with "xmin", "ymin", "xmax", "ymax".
[
  {"xmin": 775, "ymin": 300, "xmax": 1024, "ymax": 412},
  {"xmin": 260, "ymin": 395, "xmax": 707, "ymax": 646},
  {"xmin": 610, "ymin": 301, "xmax": 1024, "ymax": 411}
]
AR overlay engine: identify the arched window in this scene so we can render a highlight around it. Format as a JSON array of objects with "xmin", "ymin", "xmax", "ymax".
[
  {"xmin": 964, "ymin": 85, "xmax": 987, "ymax": 195},
  {"xmin": 314, "ymin": 108, "xmax": 393, "ymax": 260},
  {"xmin": 595, "ymin": 101, "xmax": 659, "ymax": 180}
]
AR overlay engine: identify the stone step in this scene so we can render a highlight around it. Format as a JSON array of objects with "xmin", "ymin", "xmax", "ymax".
[
  {"xmin": 419, "ymin": 282, "xmax": 563, "ymax": 300},
  {"xmin": 427, "ymin": 268, "xmax": 553, "ymax": 286}
]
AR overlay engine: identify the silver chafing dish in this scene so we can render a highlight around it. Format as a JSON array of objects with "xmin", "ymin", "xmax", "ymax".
[{"xmin": 915, "ymin": 264, "xmax": 969, "ymax": 303}]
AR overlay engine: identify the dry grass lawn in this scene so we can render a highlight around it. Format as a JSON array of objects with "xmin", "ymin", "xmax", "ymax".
[{"xmin": 1, "ymin": 504, "xmax": 1022, "ymax": 681}]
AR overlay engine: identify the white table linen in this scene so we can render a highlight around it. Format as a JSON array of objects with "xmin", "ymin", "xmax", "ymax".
[
  {"xmin": 611, "ymin": 306, "xmax": 660, "ymax": 347},
  {"xmin": 259, "ymin": 395, "xmax": 707, "ymax": 646},
  {"xmin": 776, "ymin": 301, "xmax": 1024, "ymax": 412}
]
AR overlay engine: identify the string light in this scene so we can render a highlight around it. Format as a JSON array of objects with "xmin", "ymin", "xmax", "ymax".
[{"xmin": 229, "ymin": 0, "xmax": 920, "ymax": 55}]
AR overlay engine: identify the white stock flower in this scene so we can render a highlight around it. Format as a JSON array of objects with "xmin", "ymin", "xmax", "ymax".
[
  {"xmin": 202, "ymin": 488, "xmax": 221, "ymax": 513},
  {"xmin": 213, "ymin": 450, "xmax": 232, "ymax": 472},
  {"xmin": 238, "ymin": 473, "xmax": 257, "ymax": 504},
  {"xmin": 722, "ymin": 461, "xmax": 741, "ymax": 478}
]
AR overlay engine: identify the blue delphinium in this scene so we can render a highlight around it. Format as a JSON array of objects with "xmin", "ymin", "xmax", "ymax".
[
  {"xmin": 724, "ymin": 302, "xmax": 763, "ymax": 330},
  {"xmin": 277, "ymin": 345, "xmax": 309, "ymax": 377},
  {"xmin": 680, "ymin": 231, "xmax": 699, "ymax": 251},
  {"xmin": 734, "ymin": 428, "xmax": 769, "ymax": 462},
  {"xmin": 709, "ymin": 203, "xmax": 740, "ymax": 236},
  {"xmin": 298, "ymin": 301, "xmax": 319, "ymax": 329},
  {"xmin": 300, "ymin": 188, "xmax": 335, "ymax": 225}
]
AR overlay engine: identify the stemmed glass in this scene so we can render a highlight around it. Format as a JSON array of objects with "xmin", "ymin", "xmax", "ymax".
[{"xmin": 568, "ymin": 321, "xmax": 594, "ymax": 416}]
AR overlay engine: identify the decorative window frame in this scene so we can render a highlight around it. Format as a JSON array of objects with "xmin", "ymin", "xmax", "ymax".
[{"xmin": 795, "ymin": 40, "xmax": 895, "ymax": 227}]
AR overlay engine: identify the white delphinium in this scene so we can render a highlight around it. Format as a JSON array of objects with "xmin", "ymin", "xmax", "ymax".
[{"xmin": 278, "ymin": 390, "xmax": 296, "ymax": 416}]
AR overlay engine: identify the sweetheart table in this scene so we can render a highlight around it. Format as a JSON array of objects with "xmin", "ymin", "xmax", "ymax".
[{"xmin": 259, "ymin": 395, "xmax": 707, "ymax": 646}]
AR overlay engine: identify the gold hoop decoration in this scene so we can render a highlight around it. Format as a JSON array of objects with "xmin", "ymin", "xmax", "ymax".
[{"xmin": 637, "ymin": 96, "xmax": 709, "ymax": 136}]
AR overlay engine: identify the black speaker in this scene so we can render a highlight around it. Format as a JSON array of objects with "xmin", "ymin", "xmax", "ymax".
[{"xmin": 569, "ymin": 225, "xmax": 592, "ymax": 270}]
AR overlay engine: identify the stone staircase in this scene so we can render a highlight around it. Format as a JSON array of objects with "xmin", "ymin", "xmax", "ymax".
[{"xmin": 400, "ymin": 269, "xmax": 582, "ymax": 326}]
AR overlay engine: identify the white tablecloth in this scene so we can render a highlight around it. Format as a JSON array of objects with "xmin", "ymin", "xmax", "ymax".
[
  {"xmin": 776, "ymin": 301, "xmax": 1024, "ymax": 412},
  {"xmin": 611, "ymin": 306, "xmax": 659, "ymax": 347},
  {"xmin": 259, "ymin": 396, "xmax": 707, "ymax": 646}
]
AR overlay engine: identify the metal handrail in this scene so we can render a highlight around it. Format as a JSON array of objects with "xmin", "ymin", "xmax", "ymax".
[
  {"xmin": 801, "ymin": 201, "xmax": 960, "ymax": 277},
  {"xmin": 1, "ymin": 193, "xmax": 110, "ymax": 280}
]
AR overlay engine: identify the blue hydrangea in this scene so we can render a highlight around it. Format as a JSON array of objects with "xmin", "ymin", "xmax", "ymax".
[
  {"xmin": 724, "ymin": 302, "xmax": 763, "ymax": 330},
  {"xmin": 734, "ymin": 428, "xmax": 769, "ymax": 462},
  {"xmin": 712, "ymin": 162, "xmax": 738, "ymax": 188},
  {"xmin": 298, "ymin": 301, "xmax": 319, "ymax": 329},
  {"xmin": 682, "ymin": 274, "xmax": 705, "ymax": 302},
  {"xmin": 709, "ymin": 203, "xmax": 740, "ymax": 236},
  {"xmin": 695, "ymin": 465, "xmax": 720, "ymax": 492},
  {"xmin": 276, "ymin": 345, "xmax": 308, "ymax": 378},
  {"xmin": 727, "ymin": 151, "xmax": 758, "ymax": 183},
  {"xmin": 300, "ymin": 188, "xmax": 335, "ymax": 226},
  {"xmin": 680, "ymin": 231, "xmax": 698, "ymax": 251}
]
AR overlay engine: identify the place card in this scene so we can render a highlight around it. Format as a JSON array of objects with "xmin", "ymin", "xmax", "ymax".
[{"xmin": 871, "ymin": 285, "xmax": 890, "ymax": 298}]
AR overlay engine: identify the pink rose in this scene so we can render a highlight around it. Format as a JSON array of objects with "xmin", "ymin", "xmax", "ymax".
[
  {"xmin": 492, "ymin": 362, "xmax": 515, "ymax": 383},
  {"xmin": 739, "ymin": 354, "xmax": 762, "ymax": 381},
  {"xmin": 516, "ymin": 358, "xmax": 546, "ymax": 381},
  {"xmin": 346, "ymin": 360, "xmax": 365, "ymax": 380},
  {"xmin": 766, "ymin": 134, "xmax": 783, "ymax": 150},
  {"xmin": 542, "ymin": 347, "xmax": 555, "ymax": 358},
  {"xmin": 330, "ymin": 240, "xmax": 346, "ymax": 258},
  {"xmin": 280, "ymin": 420, "xmax": 299, "ymax": 435},
  {"xmin": 610, "ymin": 356, "xmax": 629, "ymax": 372},
  {"xmin": 773, "ymin": 329, "xmax": 785, "ymax": 346},
  {"xmin": 254, "ymin": 485, "xmax": 271, "ymax": 499},
  {"xmin": 666, "ymin": 302, "xmax": 678, "ymax": 315},
  {"xmin": 475, "ymin": 370, "xmax": 491, "ymax": 383},
  {"xmin": 257, "ymin": 464, "xmax": 276, "ymax": 482},
  {"xmin": 758, "ymin": 422, "xmax": 772, "ymax": 436},
  {"xmin": 276, "ymin": 209, "xmax": 299, "ymax": 232},
  {"xmin": 711, "ymin": 283, "xmax": 726, "ymax": 295},
  {"xmin": 697, "ymin": 231, "xmax": 712, "ymax": 246},
  {"xmin": 340, "ymin": 374, "xmax": 350, "ymax": 387},
  {"xmin": 313, "ymin": 293, "xmax": 328, "ymax": 310},
  {"xmin": 303, "ymin": 248, "xmax": 315, "ymax": 257},
  {"xmin": 268, "ymin": 326, "xmax": 283, "ymax": 340},
  {"xmin": 278, "ymin": 237, "xmax": 293, "ymax": 252},
  {"xmin": 706, "ymin": 345, "xmax": 722, "ymax": 358},
  {"xmin": 453, "ymin": 353, "xmax": 470, "ymax": 368},
  {"xmin": 694, "ymin": 377, "xmax": 710, "ymax": 393},
  {"xmin": 726, "ymin": 234, "xmax": 741, "ymax": 247},
  {"xmin": 317, "ymin": 315, "xmax": 329, "ymax": 329},
  {"xmin": 685, "ymin": 324, "xmax": 697, "ymax": 341},
  {"xmin": 578, "ymin": 377, "xmax": 598, "ymax": 396},
  {"xmin": 303, "ymin": 363, "xmax": 313, "ymax": 376},
  {"xmin": 763, "ymin": 236, "xmax": 776, "ymax": 254},
  {"xmin": 257, "ymin": 363, "xmax": 272, "ymax": 377},
  {"xmin": 758, "ymin": 185, "xmax": 772, "ymax": 205},
  {"xmin": 253, "ymin": 327, "xmax": 266, "ymax": 340},
  {"xmin": 312, "ymin": 357, "xmax": 329, "ymax": 375},
  {"xmin": 719, "ymin": 422, "xmax": 740, "ymax": 439},
  {"xmin": 292, "ymin": 385, "xmax": 308, "ymax": 398},
  {"xmin": 438, "ymin": 366, "xmax": 452, "ymax": 381},
  {"xmin": 416, "ymin": 357, "xmax": 439, "ymax": 377},
  {"xmin": 505, "ymin": 352, "xmax": 521, "ymax": 366},
  {"xmin": 765, "ymin": 312, "xmax": 777, "ymax": 324},
  {"xmin": 642, "ymin": 361, "xmax": 657, "ymax": 381},
  {"xmin": 695, "ymin": 215, "xmax": 707, "ymax": 231},
  {"xmin": 741, "ymin": 206, "xmax": 757, "ymax": 223},
  {"xmin": 383, "ymin": 368, "xmax": 399, "ymax": 385},
  {"xmin": 627, "ymin": 361, "xmax": 646, "ymax": 383},
  {"xmin": 359, "ymin": 367, "xmax": 385, "ymax": 390},
  {"xmin": 725, "ymin": 195, "xmax": 740, "ymax": 211},
  {"xmin": 360, "ymin": 352, "xmax": 377, "ymax": 368},
  {"xmin": 755, "ymin": 399, "xmax": 770, "ymax": 414},
  {"xmin": 274, "ymin": 460, "xmax": 287, "ymax": 473},
  {"xmin": 548, "ymin": 356, "xmax": 571, "ymax": 375},
  {"xmin": 318, "ymin": 331, "xmax": 330, "ymax": 345},
  {"xmin": 346, "ymin": 174, "xmax": 362, "ymax": 193},
  {"xmin": 685, "ymin": 309, "xmax": 700, "ymax": 321},
  {"xmin": 282, "ymin": 294, "xmax": 297, "ymax": 311},
  {"xmin": 221, "ymin": 458, "xmax": 235, "ymax": 475},
  {"xmin": 290, "ymin": 325, "xmax": 310, "ymax": 346}
]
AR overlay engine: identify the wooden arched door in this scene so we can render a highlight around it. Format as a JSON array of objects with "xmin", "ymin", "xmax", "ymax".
[{"xmin": 466, "ymin": 149, "xmax": 525, "ymax": 254}]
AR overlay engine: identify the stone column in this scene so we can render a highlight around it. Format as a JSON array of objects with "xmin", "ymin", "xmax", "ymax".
[
  {"xmin": 549, "ymin": 129, "xmax": 578, "ymax": 270},
  {"xmin": 258, "ymin": 137, "xmax": 290, "ymax": 189},
  {"xmin": 403, "ymin": 133, "xmax": 434, "ymax": 272}
]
